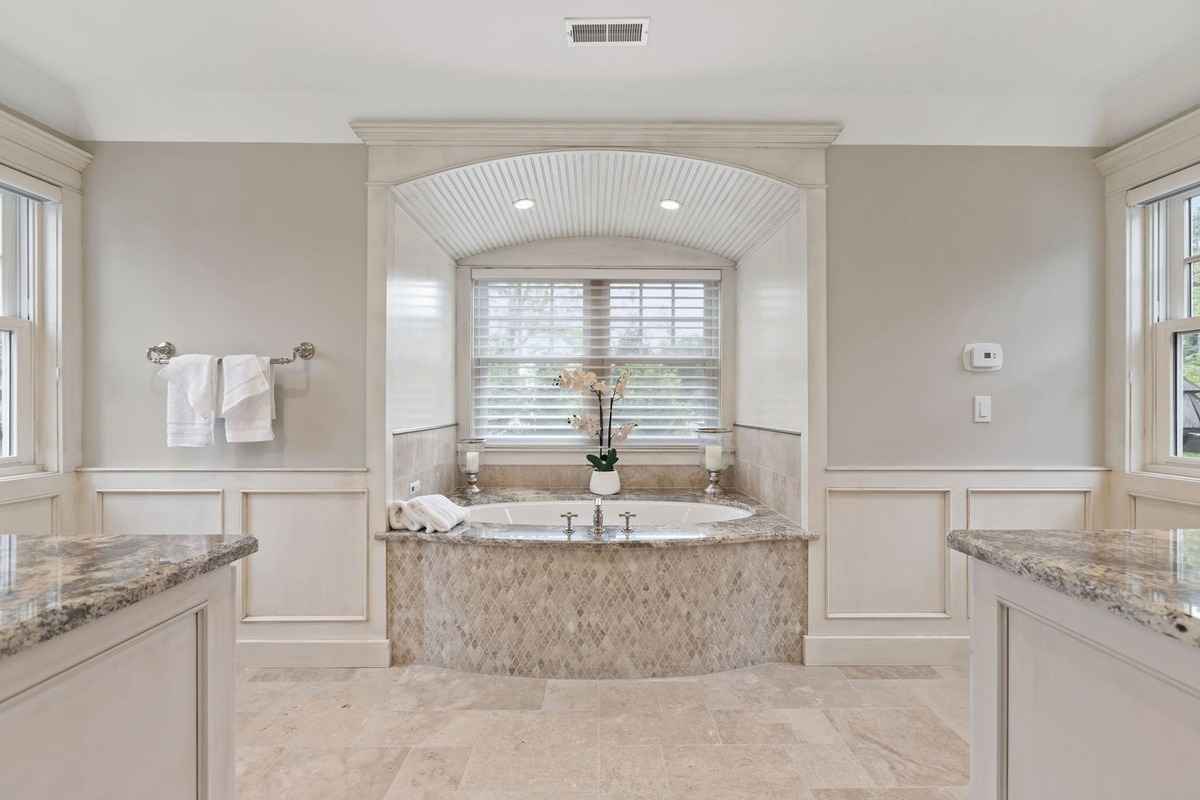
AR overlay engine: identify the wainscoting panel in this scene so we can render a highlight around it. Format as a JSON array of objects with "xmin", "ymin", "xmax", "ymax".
[
  {"xmin": 807, "ymin": 469, "xmax": 1108, "ymax": 666},
  {"xmin": 825, "ymin": 488, "xmax": 951, "ymax": 619},
  {"xmin": 0, "ymin": 493, "xmax": 57, "ymax": 533},
  {"xmin": 240, "ymin": 490, "xmax": 369, "ymax": 622},
  {"xmin": 1130, "ymin": 493, "xmax": 1200, "ymax": 529},
  {"xmin": 96, "ymin": 490, "xmax": 223, "ymax": 535},
  {"xmin": 966, "ymin": 489, "xmax": 1092, "ymax": 530},
  {"xmin": 76, "ymin": 469, "xmax": 385, "ymax": 667}
]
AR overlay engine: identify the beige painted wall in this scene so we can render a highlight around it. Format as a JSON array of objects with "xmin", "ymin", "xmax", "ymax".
[
  {"xmin": 82, "ymin": 143, "xmax": 367, "ymax": 467},
  {"xmin": 826, "ymin": 146, "xmax": 1105, "ymax": 467}
]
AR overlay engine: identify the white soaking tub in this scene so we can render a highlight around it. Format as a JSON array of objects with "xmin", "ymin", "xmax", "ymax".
[{"xmin": 466, "ymin": 499, "xmax": 752, "ymax": 527}]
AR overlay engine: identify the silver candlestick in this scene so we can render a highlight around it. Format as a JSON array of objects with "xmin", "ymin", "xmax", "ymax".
[
  {"xmin": 705, "ymin": 469, "xmax": 724, "ymax": 497},
  {"xmin": 457, "ymin": 437, "xmax": 486, "ymax": 495}
]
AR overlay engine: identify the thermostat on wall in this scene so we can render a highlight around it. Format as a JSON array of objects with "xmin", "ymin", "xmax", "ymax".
[{"xmin": 963, "ymin": 343, "xmax": 1003, "ymax": 372}]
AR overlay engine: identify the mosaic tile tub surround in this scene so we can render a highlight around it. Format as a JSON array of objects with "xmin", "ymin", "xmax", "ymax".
[{"xmin": 382, "ymin": 489, "xmax": 814, "ymax": 678}]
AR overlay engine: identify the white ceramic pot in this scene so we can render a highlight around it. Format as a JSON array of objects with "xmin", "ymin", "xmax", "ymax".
[{"xmin": 589, "ymin": 468, "xmax": 620, "ymax": 496}]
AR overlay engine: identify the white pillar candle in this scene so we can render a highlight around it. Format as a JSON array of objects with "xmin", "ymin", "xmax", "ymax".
[
  {"xmin": 704, "ymin": 444, "xmax": 723, "ymax": 471},
  {"xmin": 465, "ymin": 451, "xmax": 480, "ymax": 473}
]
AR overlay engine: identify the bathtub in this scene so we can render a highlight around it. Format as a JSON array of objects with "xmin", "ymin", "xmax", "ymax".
[
  {"xmin": 467, "ymin": 499, "xmax": 752, "ymax": 527},
  {"xmin": 378, "ymin": 489, "xmax": 817, "ymax": 678}
]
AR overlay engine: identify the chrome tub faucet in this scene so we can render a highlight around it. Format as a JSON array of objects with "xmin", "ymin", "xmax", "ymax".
[{"xmin": 592, "ymin": 497, "xmax": 606, "ymax": 538}]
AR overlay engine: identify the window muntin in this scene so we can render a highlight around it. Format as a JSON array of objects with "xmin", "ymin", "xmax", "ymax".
[
  {"xmin": 1148, "ymin": 187, "xmax": 1200, "ymax": 466},
  {"xmin": 1191, "ymin": 196, "xmax": 1200, "ymax": 317},
  {"xmin": 0, "ymin": 184, "xmax": 36, "ymax": 465},
  {"xmin": 472, "ymin": 276, "xmax": 720, "ymax": 445}
]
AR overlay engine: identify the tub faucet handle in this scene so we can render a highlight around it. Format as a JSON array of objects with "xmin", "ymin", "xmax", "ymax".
[
  {"xmin": 560, "ymin": 512, "xmax": 578, "ymax": 534},
  {"xmin": 619, "ymin": 512, "xmax": 637, "ymax": 533}
]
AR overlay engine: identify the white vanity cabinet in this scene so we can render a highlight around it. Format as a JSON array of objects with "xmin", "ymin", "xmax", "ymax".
[
  {"xmin": 0, "ymin": 535, "xmax": 255, "ymax": 799},
  {"xmin": 951, "ymin": 528, "xmax": 1200, "ymax": 800}
]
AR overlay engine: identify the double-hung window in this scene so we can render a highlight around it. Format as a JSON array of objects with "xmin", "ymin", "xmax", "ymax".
[
  {"xmin": 0, "ymin": 183, "xmax": 36, "ymax": 467},
  {"xmin": 470, "ymin": 270, "xmax": 721, "ymax": 446},
  {"xmin": 1147, "ymin": 187, "xmax": 1200, "ymax": 466}
]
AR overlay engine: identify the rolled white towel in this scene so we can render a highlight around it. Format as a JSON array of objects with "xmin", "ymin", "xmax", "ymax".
[
  {"xmin": 387, "ymin": 502, "xmax": 423, "ymax": 531},
  {"xmin": 406, "ymin": 494, "xmax": 467, "ymax": 532}
]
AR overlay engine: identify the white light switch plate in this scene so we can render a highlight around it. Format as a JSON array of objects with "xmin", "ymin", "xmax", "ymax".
[
  {"xmin": 408, "ymin": 480, "xmax": 421, "ymax": 496},
  {"xmin": 974, "ymin": 395, "xmax": 992, "ymax": 423}
]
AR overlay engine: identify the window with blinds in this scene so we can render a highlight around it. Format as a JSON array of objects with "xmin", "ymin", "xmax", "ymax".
[{"xmin": 472, "ymin": 274, "xmax": 721, "ymax": 445}]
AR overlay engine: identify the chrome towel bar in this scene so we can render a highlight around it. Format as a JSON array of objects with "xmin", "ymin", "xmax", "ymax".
[{"xmin": 146, "ymin": 341, "xmax": 316, "ymax": 365}]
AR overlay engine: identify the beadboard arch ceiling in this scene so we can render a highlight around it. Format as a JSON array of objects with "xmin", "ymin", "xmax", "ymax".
[{"xmin": 391, "ymin": 150, "xmax": 805, "ymax": 262}]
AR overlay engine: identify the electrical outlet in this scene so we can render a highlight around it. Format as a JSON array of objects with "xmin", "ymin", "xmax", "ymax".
[{"xmin": 408, "ymin": 480, "xmax": 421, "ymax": 496}]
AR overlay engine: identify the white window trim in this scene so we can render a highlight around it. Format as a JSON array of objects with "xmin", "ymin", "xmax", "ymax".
[
  {"xmin": 0, "ymin": 183, "xmax": 45, "ymax": 473},
  {"xmin": 456, "ymin": 265, "xmax": 736, "ymax": 461},
  {"xmin": 1141, "ymin": 185, "xmax": 1200, "ymax": 475},
  {"xmin": 0, "ymin": 107, "xmax": 91, "ymax": 484}
]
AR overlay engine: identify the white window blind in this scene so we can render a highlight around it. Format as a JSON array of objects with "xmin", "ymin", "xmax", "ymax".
[{"xmin": 472, "ymin": 274, "xmax": 721, "ymax": 444}]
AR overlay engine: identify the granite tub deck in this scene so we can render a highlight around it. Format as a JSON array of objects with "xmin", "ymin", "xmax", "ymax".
[
  {"xmin": 378, "ymin": 489, "xmax": 815, "ymax": 679},
  {"xmin": 947, "ymin": 527, "xmax": 1200, "ymax": 647},
  {"xmin": 0, "ymin": 533, "xmax": 259, "ymax": 659},
  {"xmin": 377, "ymin": 488, "xmax": 815, "ymax": 547}
]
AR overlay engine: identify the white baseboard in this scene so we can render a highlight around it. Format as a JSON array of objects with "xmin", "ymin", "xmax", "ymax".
[
  {"xmin": 237, "ymin": 639, "xmax": 391, "ymax": 668},
  {"xmin": 804, "ymin": 634, "xmax": 969, "ymax": 666}
]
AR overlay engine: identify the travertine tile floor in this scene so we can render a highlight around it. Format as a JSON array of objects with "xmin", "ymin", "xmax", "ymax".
[{"xmin": 237, "ymin": 663, "xmax": 969, "ymax": 799}]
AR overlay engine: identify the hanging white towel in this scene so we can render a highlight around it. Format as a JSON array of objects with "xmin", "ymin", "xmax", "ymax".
[
  {"xmin": 158, "ymin": 354, "xmax": 218, "ymax": 447},
  {"xmin": 406, "ymin": 495, "xmax": 467, "ymax": 532},
  {"xmin": 221, "ymin": 355, "xmax": 275, "ymax": 443}
]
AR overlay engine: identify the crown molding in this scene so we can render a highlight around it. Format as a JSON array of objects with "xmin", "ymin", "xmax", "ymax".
[
  {"xmin": 0, "ymin": 107, "xmax": 92, "ymax": 190},
  {"xmin": 349, "ymin": 120, "xmax": 843, "ymax": 149},
  {"xmin": 1094, "ymin": 105, "xmax": 1200, "ymax": 179},
  {"xmin": 0, "ymin": 108, "xmax": 91, "ymax": 172}
]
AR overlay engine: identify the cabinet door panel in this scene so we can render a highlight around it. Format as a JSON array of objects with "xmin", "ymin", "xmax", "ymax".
[{"xmin": 0, "ymin": 612, "xmax": 200, "ymax": 799}]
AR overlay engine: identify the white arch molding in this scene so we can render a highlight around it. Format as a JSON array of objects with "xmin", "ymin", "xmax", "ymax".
[{"xmin": 390, "ymin": 149, "xmax": 806, "ymax": 262}]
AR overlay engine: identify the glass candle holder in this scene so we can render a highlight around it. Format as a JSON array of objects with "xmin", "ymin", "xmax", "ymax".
[
  {"xmin": 457, "ymin": 438, "xmax": 486, "ymax": 494},
  {"xmin": 696, "ymin": 427, "xmax": 734, "ymax": 496}
]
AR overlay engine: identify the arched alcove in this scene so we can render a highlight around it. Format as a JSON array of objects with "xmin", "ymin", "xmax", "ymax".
[{"xmin": 390, "ymin": 149, "xmax": 804, "ymax": 262}]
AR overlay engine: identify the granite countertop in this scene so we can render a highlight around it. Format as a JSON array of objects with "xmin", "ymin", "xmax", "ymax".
[
  {"xmin": 0, "ymin": 534, "xmax": 258, "ymax": 660},
  {"xmin": 376, "ymin": 488, "xmax": 815, "ymax": 547},
  {"xmin": 947, "ymin": 528, "xmax": 1200, "ymax": 648}
]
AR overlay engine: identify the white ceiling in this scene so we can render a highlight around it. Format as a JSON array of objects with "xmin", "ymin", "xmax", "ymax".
[
  {"xmin": 392, "ymin": 150, "xmax": 803, "ymax": 261},
  {"xmin": 1, "ymin": 0, "xmax": 1199, "ymax": 146}
]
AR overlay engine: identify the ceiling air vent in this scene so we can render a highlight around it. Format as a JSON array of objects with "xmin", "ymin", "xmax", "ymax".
[{"xmin": 565, "ymin": 17, "xmax": 649, "ymax": 47}]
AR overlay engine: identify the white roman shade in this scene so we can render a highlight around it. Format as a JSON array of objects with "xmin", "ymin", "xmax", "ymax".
[{"xmin": 471, "ymin": 270, "xmax": 721, "ymax": 444}]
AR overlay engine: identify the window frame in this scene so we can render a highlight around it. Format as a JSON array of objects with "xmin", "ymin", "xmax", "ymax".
[
  {"xmin": 1146, "ymin": 185, "xmax": 1200, "ymax": 473},
  {"xmin": 0, "ymin": 316, "xmax": 35, "ymax": 467},
  {"xmin": 459, "ymin": 266, "xmax": 735, "ymax": 458},
  {"xmin": 0, "ymin": 167, "xmax": 60, "ymax": 477}
]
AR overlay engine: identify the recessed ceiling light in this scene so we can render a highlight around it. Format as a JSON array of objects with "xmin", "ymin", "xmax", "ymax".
[
  {"xmin": 513, "ymin": 198, "xmax": 535, "ymax": 210},
  {"xmin": 660, "ymin": 199, "xmax": 681, "ymax": 211}
]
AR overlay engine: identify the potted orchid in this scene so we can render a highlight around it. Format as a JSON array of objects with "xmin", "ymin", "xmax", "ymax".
[{"xmin": 555, "ymin": 367, "xmax": 637, "ymax": 495}]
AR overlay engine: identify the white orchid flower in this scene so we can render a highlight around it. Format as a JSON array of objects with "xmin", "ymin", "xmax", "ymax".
[
  {"xmin": 567, "ymin": 414, "xmax": 602, "ymax": 435},
  {"xmin": 613, "ymin": 371, "xmax": 629, "ymax": 399},
  {"xmin": 556, "ymin": 369, "xmax": 587, "ymax": 392},
  {"xmin": 612, "ymin": 422, "xmax": 637, "ymax": 442}
]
